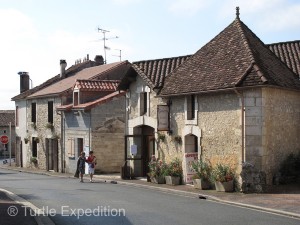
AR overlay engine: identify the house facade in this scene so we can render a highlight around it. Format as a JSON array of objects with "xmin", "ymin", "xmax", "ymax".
[
  {"xmin": 118, "ymin": 56, "xmax": 190, "ymax": 177},
  {"xmin": 0, "ymin": 110, "xmax": 16, "ymax": 161},
  {"xmin": 119, "ymin": 11, "xmax": 300, "ymax": 188},
  {"xmin": 11, "ymin": 56, "xmax": 120, "ymax": 171},
  {"xmin": 159, "ymin": 13, "xmax": 300, "ymax": 187},
  {"xmin": 57, "ymin": 79, "xmax": 127, "ymax": 174}
]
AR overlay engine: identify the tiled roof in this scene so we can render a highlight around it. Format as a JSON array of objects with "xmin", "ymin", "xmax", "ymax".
[
  {"xmin": 118, "ymin": 56, "xmax": 190, "ymax": 91},
  {"xmin": 160, "ymin": 18, "xmax": 300, "ymax": 96},
  {"xmin": 56, "ymin": 91, "xmax": 125, "ymax": 111},
  {"xmin": 267, "ymin": 41, "xmax": 300, "ymax": 76},
  {"xmin": 0, "ymin": 110, "xmax": 15, "ymax": 127},
  {"xmin": 11, "ymin": 60, "xmax": 99, "ymax": 101},
  {"xmin": 27, "ymin": 61, "xmax": 129, "ymax": 99},
  {"xmin": 132, "ymin": 55, "xmax": 191, "ymax": 88},
  {"xmin": 74, "ymin": 80, "xmax": 120, "ymax": 91}
]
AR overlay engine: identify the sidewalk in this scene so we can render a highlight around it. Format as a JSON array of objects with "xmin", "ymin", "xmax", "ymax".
[{"xmin": 1, "ymin": 164, "xmax": 300, "ymax": 220}]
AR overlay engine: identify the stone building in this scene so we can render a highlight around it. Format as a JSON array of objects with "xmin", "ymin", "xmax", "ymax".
[
  {"xmin": 57, "ymin": 79, "xmax": 127, "ymax": 174},
  {"xmin": 119, "ymin": 10, "xmax": 300, "ymax": 187},
  {"xmin": 11, "ymin": 56, "xmax": 128, "ymax": 172},
  {"xmin": 118, "ymin": 56, "xmax": 190, "ymax": 177},
  {"xmin": 159, "ymin": 11, "xmax": 300, "ymax": 186},
  {"xmin": 0, "ymin": 110, "xmax": 15, "ymax": 160}
]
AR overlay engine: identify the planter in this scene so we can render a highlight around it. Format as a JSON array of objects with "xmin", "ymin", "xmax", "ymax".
[
  {"xmin": 150, "ymin": 176, "xmax": 165, "ymax": 184},
  {"xmin": 215, "ymin": 180, "xmax": 234, "ymax": 192},
  {"xmin": 165, "ymin": 176, "xmax": 180, "ymax": 185},
  {"xmin": 193, "ymin": 179, "xmax": 211, "ymax": 190}
]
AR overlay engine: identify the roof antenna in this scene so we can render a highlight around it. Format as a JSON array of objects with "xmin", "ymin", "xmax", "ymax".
[{"xmin": 236, "ymin": 6, "xmax": 240, "ymax": 20}]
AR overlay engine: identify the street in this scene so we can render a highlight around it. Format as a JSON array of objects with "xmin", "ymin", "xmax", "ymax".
[{"xmin": 0, "ymin": 168, "xmax": 299, "ymax": 225}]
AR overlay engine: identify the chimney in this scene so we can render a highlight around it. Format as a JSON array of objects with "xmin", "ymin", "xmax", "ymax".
[
  {"xmin": 18, "ymin": 71, "xmax": 30, "ymax": 93},
  {"xmin": 94, "ymin": 55, "xmax": 104, "ymax": 65},
  {"xmin": 60, "ymin": 59, "xmax": 67, "ymax": 78}
]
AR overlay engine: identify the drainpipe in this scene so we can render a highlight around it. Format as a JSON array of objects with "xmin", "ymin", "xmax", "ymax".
[
  {"xmin": 89, "ymin": 111, "xmax": 91, "ymax": 149},
  {"xmin": 56, "ymin": 109, "xmax": 64, "ymax": 173},
  {"xmin": 234, "ymin": 89, "xmax": 245, "ymax": 163}
]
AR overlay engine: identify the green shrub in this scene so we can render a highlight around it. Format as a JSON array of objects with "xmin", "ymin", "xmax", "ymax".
[{"xmin": 279, "ymin": 153, "xmax": 300, "ymax": 183}]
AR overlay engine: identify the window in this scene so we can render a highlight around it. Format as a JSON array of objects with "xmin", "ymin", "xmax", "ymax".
[
  {"xmin": 74, "ymin": 92, "xmax": 79, "ymax": 106},
  {"xmin": 48, "ymin": 101, "xmax": 53, "ymax": 123},
  {"xmin": 77, "ymin": 138, "xmax": 83, "ymax": 156},
  {"xmin": 67, "ymin": 138, "xmax": 75, "ymax": 158},
  {"xmin": 187, "ymin": 95, "xmax": 195, "ymax": 120},
  {"xmin": 31, "ymin": 103, "xmax": 36, "ymax": 123},
  {"xmin": 140, "ymin": 92, "xmax": 148, "ymax": 116},
  {"xmin": 32, "ymin": 137, "xmax": 37, "ymax": 157},
  {"xmin": 16, "ymin": 106, "xmax": 19, "ymax": 127}
]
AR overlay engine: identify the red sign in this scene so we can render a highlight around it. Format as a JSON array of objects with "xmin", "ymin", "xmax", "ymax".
[{"xmin": 0, "ymin": 135, "xmax": 9, "ymax": 144}]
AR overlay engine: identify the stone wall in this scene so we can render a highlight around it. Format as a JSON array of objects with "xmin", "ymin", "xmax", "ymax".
[
  {"xmin": 26, "ymin": 97, "xmax": 62, "ymax": 170},
  {"xmin": 262, "ymin": 87, "xmax": 300, "ymax": 185},
  {"xmin": 91, "ymin": 95, "xmax": 125, "ymax": 173},
  {"xmin": 157, "ymin": 92, "xmax": 242, "ymax": 179},
  {"xmin": 64, "ymin": 111, "xmax": 90, "ymax": 174}
]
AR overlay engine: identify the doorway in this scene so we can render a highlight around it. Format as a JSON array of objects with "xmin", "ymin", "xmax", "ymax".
[
  {"xmin": 46, "ymin": 138, "xmax": 58, "ymax": 172},
  {"xmin": 124, "ymin": 125, "xmax": 155, "ymax": 178}
]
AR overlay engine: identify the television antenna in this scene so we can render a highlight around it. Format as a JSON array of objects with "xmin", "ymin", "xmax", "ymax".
[
  {"xmin": 112, "ymin": 49, "xmax": 122, "ymax": 62},
  {"xmin": 97, "ymin": 28, "xmax": 119, "ymax": 64}
]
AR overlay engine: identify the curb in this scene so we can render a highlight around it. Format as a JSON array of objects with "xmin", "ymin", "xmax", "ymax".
[
  {"xmin": 0, "ymin": 188, "xmax": 55, "ymax": 225},
  {"xmin": 1, "ymin": 166, "xmax": 300, "ymax": 220}
]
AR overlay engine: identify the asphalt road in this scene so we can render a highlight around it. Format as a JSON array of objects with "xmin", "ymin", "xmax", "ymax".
[{"xmin": 0, "ymin": 168, "xmax": 299, "ymax": 225}]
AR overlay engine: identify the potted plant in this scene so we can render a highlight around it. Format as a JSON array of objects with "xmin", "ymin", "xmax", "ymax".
[
  {"xmin": 45, "ymin": 122, "xmax": 54, "ymax": 130},
  {"xmin": 24, "ymin": 137, "xmax": 29, "ymax": 144},
  {"xmin": 211, "ymin": 164, "xmax": 234, "ymax": 192},
  {"xmin": 191, "ymin": 159, "xmax": 212, "ymax": 189},
  {"xmin": 157, "ymin": 133, "xmax": 166, "ymax": 143},
  {"xmin": 148, "ymin": 155, "xmax": 167, "ymax": 184},
  {"xmin": 30, "ymin": 157, "xmax": 38, "ymax": 164},
  {"xmin": 165, "ymin": 158, "xmax": 183, "ymax": 185},
  {"xmin": 173, "ymin": 136, "xmax": 182, "ymax": 145}
]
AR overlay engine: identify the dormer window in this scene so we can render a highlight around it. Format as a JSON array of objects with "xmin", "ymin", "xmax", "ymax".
[
  {"xmin": 185, "ymin": 95, "xmax": 198, "ymax": 125},
  {"xmin": 74, "ymin": 91, "xmax": 79, "ymax": 106}
]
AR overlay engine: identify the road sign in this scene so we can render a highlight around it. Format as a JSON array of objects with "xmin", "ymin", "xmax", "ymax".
[{"xmin": 0, "ymin": 135, "xmax": 9, "ymax": 144}]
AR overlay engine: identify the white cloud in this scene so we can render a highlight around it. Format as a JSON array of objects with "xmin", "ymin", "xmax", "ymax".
[{"xmin": 168, "ymin": 0, "xmax": 210, "ymax": 16}]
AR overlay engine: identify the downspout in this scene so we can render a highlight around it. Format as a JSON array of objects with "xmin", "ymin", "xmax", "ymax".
[
  {"xmin": 57, "ymin": 109, "xmax": 64, "ymax": 173},
  {"xmin": 89, "ymin": 111, "xmax": 91, "ymax": 149},
  {"xmin": 234, "ymin": 89, "xmax": 245, "ymax": 163}
]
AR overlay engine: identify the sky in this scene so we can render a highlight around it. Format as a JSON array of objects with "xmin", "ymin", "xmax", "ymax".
[{"xmin": 1, "ymin": 0, "xmax": 300, "ymax": 109}]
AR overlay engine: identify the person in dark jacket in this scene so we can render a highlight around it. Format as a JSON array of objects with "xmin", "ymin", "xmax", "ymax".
[{"xmin": 77, "ymin": 152, "xmax": 86, "ymax": 183}]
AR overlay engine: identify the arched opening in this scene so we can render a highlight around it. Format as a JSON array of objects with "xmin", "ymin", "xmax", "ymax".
[
  {"xmin": 124, "ymin": 125, "xmax": 155, "ymax": 178},
  {"xmin": 184, "ymin": 134, "xmax": 198, "ymax": 183},
  {"xmin": 185, "ymin": 134, "xmax": 198, "ymax": 153}
]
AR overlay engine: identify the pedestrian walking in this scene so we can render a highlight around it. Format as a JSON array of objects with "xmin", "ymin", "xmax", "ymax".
[
  {"xmin": 77, "ymin": 151, "xmax": 86, "ymax": 183},
  {"xmin": 86, "ymin": 151, "xmax": 97, "ymax": 182}
]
